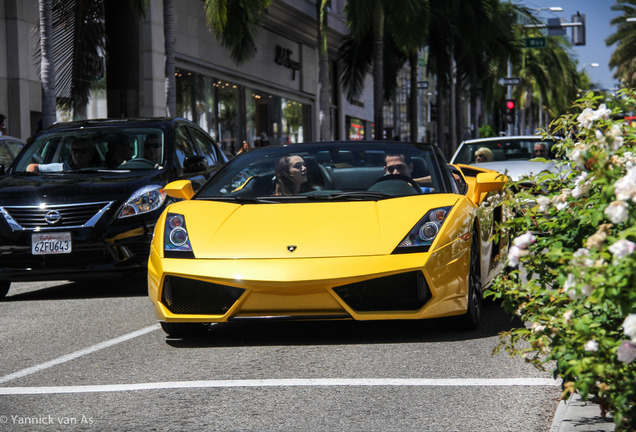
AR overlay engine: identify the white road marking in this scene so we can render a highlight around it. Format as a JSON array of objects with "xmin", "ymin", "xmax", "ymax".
[
  {"xmin": 0, "ymin": 324, "xmax": 560, "ymax": 396},
  {"xmin": 0, "ymin": 324, "xmax": 160, "ymax": 385},
  {"xmin": 0, "ymin": 378, "xmax": 560, "ymax": 395}
]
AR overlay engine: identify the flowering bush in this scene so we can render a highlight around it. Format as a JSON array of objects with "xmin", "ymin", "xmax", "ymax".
[{"xmin": 489, "ymin": 91, "xmax": 636, "ymax": 431}]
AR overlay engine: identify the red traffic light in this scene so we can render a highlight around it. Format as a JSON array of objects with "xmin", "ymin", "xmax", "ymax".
[{"xmin": 506, "ymin": 100, "xmax": 516, "ymax": 110}]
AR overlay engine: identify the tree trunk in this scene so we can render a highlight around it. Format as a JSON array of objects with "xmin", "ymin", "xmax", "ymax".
[
  {"xmin": 372, "ymin": 0, "xmax": 384, "ymax": 139},
  {"xmin": 409, "ymin": 53, "xmax": 418, "ymax": 141},
  {"xmin": 40, "ymin": 0, "xmax": 56, "ymax": 127},
  {"xmin": 448, "ymin": 48, "xmax": 457, "ymax": 159},
  {"xmin": 317, "ymin": 0, "xmax": 331, "ymax": 141},
  {"xmin": 164, "ymin": 0, "xmax": 176, "ymax": 117}
]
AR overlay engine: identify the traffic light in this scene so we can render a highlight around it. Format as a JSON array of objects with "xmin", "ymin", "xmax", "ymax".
[{"xmin": 505, "ymin": 99, "xmax": 516, "ymax": 124}]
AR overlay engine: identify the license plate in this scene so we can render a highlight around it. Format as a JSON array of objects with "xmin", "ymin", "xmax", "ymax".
[{"xmin": 32, "ymin": 232, "xmax": 72, "ymax": 255}]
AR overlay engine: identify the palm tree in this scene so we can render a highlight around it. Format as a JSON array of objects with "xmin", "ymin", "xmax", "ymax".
[
  {"xmin": 317, "ymin": 0, "xmax": 331, "ymax": 141},
  {"xmin": 338, "ymin": 0, "xmax": 428, "ymax": 140},
  {"xmin": 39, "ymin": 0, "xmax": 56, "ymax": 128},
  {"xmin": 607, "ymin": 0, "xmax": 636, "ymax": 88},
  {"xmin": 425, "ymin": 0, "xmax": 517, "ymax": 155},
  {"xmin": 164, "ymin": 0, "xmax": 176, "ymax": 117},
  {"xmin": 203, "ymin": 0, "xmax": 272, "ymax": 65},
  {"xmin": 38, "ymin": 0, "xmax": 155, "ymax": 124}
]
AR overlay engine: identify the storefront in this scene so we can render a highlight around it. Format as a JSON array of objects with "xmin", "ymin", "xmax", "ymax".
[{"xmin": 175, "ymin": 68, "xmax": 312, "ymax": 156}]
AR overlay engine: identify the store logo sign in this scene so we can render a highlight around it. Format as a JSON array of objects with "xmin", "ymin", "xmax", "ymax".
[{"xmin": 275, "ymin": 45, "xmax": 301, "ymax": 80}]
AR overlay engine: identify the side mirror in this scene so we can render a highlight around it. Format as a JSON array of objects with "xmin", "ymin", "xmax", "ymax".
[
  {"xmin": 164, "ymin": 180, "xmax": 195, "ymax": 200},
  {"xmin": 472, "ymin": 172, "xmax": 507, "ymax": 205},
  {"xmin": 183, "ymin": 155, "xmax": 208, "ymax": 173}
]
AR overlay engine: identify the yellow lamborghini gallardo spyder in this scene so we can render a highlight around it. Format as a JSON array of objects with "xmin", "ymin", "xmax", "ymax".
[{"xmin": 148, "ymin": 141, "xmax": 508, "ymax": 337}]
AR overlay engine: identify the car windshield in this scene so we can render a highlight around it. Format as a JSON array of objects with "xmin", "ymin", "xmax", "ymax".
[
  {"xmin": 12, "ymin": 127, "xmax": 166, "ymax": 173},
  {"xmin": 197, "ymin": 141, "xmax": 454, "ymax": 202},
  {"xmin": 453, "ymin": 138, "xmax": 556, "ymax": 164}
]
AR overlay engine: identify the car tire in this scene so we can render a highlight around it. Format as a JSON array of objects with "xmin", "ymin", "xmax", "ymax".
[
  {"xmin": 160, "ymin": 322, "xmax": 208, "ymax": 338},
  {"xmin": 459, "ymin": 228, "xmax": 482, "ymax": 330},
  {"xmin": 0, "ymin": 281, "xmax": 10, "ymax": 300}
]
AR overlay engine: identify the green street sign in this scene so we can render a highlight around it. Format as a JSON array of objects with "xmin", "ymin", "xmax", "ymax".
[{"xmin": 525, "ymin": 37, "xmax": 546, "ymax": 48}]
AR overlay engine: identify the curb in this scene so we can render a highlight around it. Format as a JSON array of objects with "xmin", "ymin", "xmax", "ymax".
[{"xmin": 550, "ymin": 393, "xmax": 615, "ymax": 431}]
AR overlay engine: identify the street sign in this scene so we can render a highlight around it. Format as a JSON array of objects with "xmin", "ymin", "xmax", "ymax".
[
  {"xmin": 417, "ymin": 81, "xmax": 429, "ymax": 89},
  {"xmin": 525, "ymin": 37, "xmax": 546, "ymax": 48},
  {"xmin": 501, "ymin": 77, "xmax": 521, "ymax": 86}
]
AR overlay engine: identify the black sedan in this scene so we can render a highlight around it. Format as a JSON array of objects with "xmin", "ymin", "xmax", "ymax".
[
  {"xmin": 0, "ymin": 135, "xmax": 26, "ymax": 168},
  {"xmin": 0, "ymin": 118, "xmax": 227, "ymax": 299}
]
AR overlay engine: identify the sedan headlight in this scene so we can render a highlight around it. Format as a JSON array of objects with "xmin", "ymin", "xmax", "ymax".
[
  {"xmin": 393, "ymin": 206, "xmax": 452, "ymax": 253},
  {"xmin": 118, "ymin": 185, "xmax": 166, "ymax": 218},
  {"xmin": 164, "ymin": 213, "xmax": 194, "ymax": 258}
]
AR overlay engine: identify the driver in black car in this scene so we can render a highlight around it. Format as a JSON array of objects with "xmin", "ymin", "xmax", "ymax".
[
  {"xmin": 143, "ymin": 134, "xmax": 163, "ymax": 165},
  {"xmin": 384, "ymin": 152, "xmax": 433, "ymax": 193}
]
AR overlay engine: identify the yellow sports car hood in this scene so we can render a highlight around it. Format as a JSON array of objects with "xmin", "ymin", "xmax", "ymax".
[{"xmin": 166, "ymin": 194, "xmax": 464, "ymax": 259}]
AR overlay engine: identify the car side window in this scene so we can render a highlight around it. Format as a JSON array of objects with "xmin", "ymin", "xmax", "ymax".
[
  {"xmin": 5, "ymin": 139, "xmax": 23, "ymax": 158},
  {"xmin": 174, "ymin": 125, "xmax": 198, "ymax": 169},
  {"xmin": 0, "ymin": 143, "xmax": 10, "ymax": 163},
  {"xmin": 189, "ymin": 127, "xmax": 220, "ymax": 166}
]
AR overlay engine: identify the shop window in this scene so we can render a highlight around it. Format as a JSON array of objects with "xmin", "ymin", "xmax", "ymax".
[
  {"xmin": 216, "ymin": 81, "xmax": 239, "ymax": 155},
  {"xmin": 280, "ymin": 98, "xmax": 304, "ymax": 144},
  {"xmin": 347, "ymin": 116, "xmax": 365, "ymax": 140},
  {"xmin": 245, "ymin": 90, "xmax": 270, "ymax": 147}
]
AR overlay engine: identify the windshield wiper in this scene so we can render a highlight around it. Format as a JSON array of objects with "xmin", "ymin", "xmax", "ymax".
[
  {"xmin": 201, "ymin": 196, "xmax": 285, "ymax": 204},
  {"xmin": 305, "ymin": 191, "xmax": 392, "ymax": 201}
]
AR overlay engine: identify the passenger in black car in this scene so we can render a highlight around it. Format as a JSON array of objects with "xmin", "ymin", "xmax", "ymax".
[{"xmin": 105, "ymin": 136, "xmax": 133, "ymax": 168}]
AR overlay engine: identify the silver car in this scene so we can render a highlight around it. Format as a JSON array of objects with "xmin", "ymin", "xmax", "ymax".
[{"xmin": 450, "ymin": 135, "xmax": 561, "ymax": 182}]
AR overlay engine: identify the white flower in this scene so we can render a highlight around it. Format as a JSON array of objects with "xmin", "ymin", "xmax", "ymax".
[
  {"xmin": 536, "ymin": 196, "xmax": 551, "ymax": 213},
  {"xmin": 507, "ymin": 245, "xmax": 523, "ymax": 268},
  {"xmin": 564, "ymin": 274, "xmax": 593, "ymax": 300},
  {"xmin": 551, "ymin": 190, "xmax": 570, "ymax": 211},
  {"xmin": 623, "ymin": 314, "xmax": 636, "ymax": 342},
  {"xmin": 584, "ymin": 340, "xmax": 599, "ymax": 352},
  {"xmin": 577, "ymin": 108, "xmax": 596, "ymax": 129},
  {"xmin": 531, "ymin": 322, "xmax": 546, "ymax": 333},
  {"xmin": 617, "ymin": 341, "xmax": 636, "ymax": 364},
  {"xmin": 572, "ymin": 173, "xmax": 592, "ymax": 198},
  {"xmin": 614, "ymin": 167, "xmax": 636, "ymax": 201},
  {"xmin": 563, "ymin": 309, "xmax": 574, "ymax": 324},
  {"xmin": 570, "ymin": 143, "xmax": 587, "ymax": 167},
  {"xmin": 595, "ymin": 129, "xmax": 604, "ymax": 140},
  {"xmin": 604, "ymin": 200, "xmax": 629, "ymax": 224},
  {"xmin": 572, "ymin": 248, "xmax": 594, "ymax": 267},
  {"xmin": 608, "ymin": 239, "xmax": 636, "ymax": 260},
  {"xmin": 564, "ymin": 274, "xmax": 580, "ymax": 299},
  {"xmin": 512, "ymin": 231, "xmax": 536, "ymax": 249},
  {"xmin": 609, "ymin": 125, "xmax": 624, "ymax": 151},
  {"xmin": 596, "ymin": 104, "xmax": 612, "ymax": 120}
]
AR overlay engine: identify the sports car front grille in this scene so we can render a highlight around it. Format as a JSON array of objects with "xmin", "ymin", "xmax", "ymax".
[
  {"xmin": 0, "ymin": 202, "xmax": 113, "ymax": 230},
  {"xmin": 333, "ymin": 271, "xmax": 431, "ymax": 312},
  {"xmin": 161, "ymin": 276, "xmax": 245, "ymax": 315}
]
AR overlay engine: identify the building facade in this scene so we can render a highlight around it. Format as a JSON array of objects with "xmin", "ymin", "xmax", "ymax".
[{"xmin": 0, "ymin": 0, "xmax": 381, "ymax": 148}]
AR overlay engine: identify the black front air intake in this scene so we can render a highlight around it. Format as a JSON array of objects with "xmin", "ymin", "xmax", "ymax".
[
  {"xmin": 161, "ymin": 275, "xmax": 245, "ymax": 315},
  {"xmin": 333, "ymin": 271, "xmax": 431, "ymax": 312}
]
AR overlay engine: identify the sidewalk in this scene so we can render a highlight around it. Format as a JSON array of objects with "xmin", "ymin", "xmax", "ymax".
[{"xmin": 551, "ymin": 393, "xmax": 616, "ymax": 431}]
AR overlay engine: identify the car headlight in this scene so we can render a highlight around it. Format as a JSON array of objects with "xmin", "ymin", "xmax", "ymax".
[
  {"xmin": 164, "ymin": 213, "xmax": 194, "ymax": 258},
  {"xmin": 118, "ymin": 185, "xmax": 166, "ymax": 218},
  {"xmin": 393, "ymin": 206, "xmax": 452, "ymax": 253}
]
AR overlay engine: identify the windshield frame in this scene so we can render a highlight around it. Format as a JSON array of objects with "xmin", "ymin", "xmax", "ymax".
[
  {"xmin": 11, "ymin": 126, "xmax": 168, "ymax": 174},
  {"xmin": 196, "ymin": 141, "xmax": 454, "ymax": 202}
]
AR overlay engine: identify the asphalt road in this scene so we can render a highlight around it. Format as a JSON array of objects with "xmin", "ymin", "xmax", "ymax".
[{"xmin": 0, "ymin": 280, "xmax": 561, "ymax": 431}]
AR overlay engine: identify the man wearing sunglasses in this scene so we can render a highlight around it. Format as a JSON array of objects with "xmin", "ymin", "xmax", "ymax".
[{"xmin": 384, "ymin": 152, "xmax": 434, "ymax": 193}]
